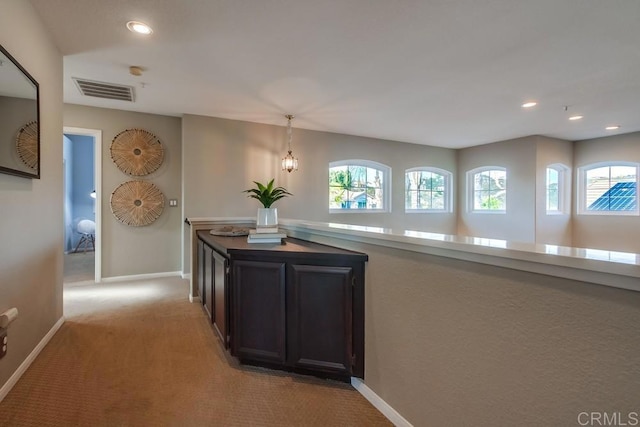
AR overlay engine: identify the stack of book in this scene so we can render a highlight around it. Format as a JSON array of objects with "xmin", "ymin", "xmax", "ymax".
[{"xmin": 247, "ymin": 228, "xmax": 287, "ymax": 244}]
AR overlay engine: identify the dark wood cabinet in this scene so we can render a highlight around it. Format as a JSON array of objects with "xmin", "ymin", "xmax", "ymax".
[
  {"xmin": 196, "ymin": 230, "xmax": 367, "ymax": 381},
  {"xmin": 197, "ymin": 239, "xmax": 205, "ymax": 307},
  {"xmin": 197, "ymin": 239, "xmax": 230, "ymax": 348},
  {"xmin": 196, "ymin": 239, "xmax": 214, "ymax": 321},
  {"xmin": 212, "ymin": 250, "xmax": 229, "ymax": 347},
  {"xmin": 202, "ymin": 243, "xmax": 214, "ymax": 320},
  {"xmin": 288, "ymin": 264, "xmax": 354, "ymax": 376},
  {"xmin": 232, "ymin": 260, "xmax": 286, "ymax": 364}
]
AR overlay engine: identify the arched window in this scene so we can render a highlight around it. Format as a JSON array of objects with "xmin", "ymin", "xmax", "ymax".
[
  {"xmin": 329, "ymin": 160, "xmax": 391, "ymax": 212},
  {"xmin": 467, "ymin": 167, "xmax": 506, "ymax": 212},
  {"xmin": 546, "ymin": 163, "xmax": 570, "ymax": 214},
  {"xmin": 578, "ymin": 162, "xmax": 638, "ymax": 215},
  {"xmin": 405, "ymin": 167, "xmax": 452, "ymax": 212}
]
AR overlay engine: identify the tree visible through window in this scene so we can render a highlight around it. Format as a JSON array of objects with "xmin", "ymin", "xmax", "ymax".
[
  {"xmin": 470, "ymin": 168, "xmax": 506, "ymax": 211},
  {"xmin": 329, "ymin": 160, "xmax": 389, "ymax": 211},
  {"xmin": 405, "ymin": 168, "xmax": 451, "ymax": 211}
]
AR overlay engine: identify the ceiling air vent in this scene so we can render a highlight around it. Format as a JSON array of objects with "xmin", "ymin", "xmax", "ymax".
[{"xmin": 73, "ymin": 78, "xmax": 135, "ymax": 102}]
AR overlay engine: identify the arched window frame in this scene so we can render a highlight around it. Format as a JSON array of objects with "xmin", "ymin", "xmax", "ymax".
[
  {"xmin": 404, "ymin": 167, "xmax": 453, "ymax": 213},
  {"xmin": 546, "ymin": 163, "xmax": 570, "ymax": 215},
  {"xmin": 329, "ymin": 159, "xmax": 391, "ymax": 213},
  {"xmin": 577, "ymin": 161, "xmax": 639, "ymax": 216},
  {"xmin": 467, "ymin": 166, "xmax": 507, "ymax": 214}
]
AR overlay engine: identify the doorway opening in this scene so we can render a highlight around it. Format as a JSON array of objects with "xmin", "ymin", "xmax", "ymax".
[{"xmin": 63, "ymin": 127, "xmax": 102, "ymax": 283}]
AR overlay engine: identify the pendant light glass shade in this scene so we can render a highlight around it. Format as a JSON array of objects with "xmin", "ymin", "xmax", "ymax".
[
  {"xmin": 281, "ymin": 114, "xmax": 298, "ymax": 173},
  {"xmin": 282, "ymin": 151, "xmax": 298, "ymax": 173}
]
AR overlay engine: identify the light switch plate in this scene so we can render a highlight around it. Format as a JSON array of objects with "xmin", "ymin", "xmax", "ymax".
[{"xmin": 169, "ymin": 199, "xmax": 178, "ymax": 207}]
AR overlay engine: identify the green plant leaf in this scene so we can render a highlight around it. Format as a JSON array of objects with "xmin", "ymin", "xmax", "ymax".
[{"xmin": 243, "ymin": 179, "xmax": 292, "ymax": 208}]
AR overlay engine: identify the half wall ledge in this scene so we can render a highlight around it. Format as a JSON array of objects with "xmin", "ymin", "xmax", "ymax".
[{"xmin": 186, "ymin": 217, "xmax": 640, "ymax": 294}]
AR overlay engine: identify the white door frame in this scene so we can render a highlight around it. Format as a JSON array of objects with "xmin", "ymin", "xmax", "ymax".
[{"xmin": 64, "ymin": 126, "xmax": 103, "ymax": 282}]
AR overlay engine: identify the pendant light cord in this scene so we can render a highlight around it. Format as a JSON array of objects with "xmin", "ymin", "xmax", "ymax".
[{"xmin": 286, "ymin": 114, "xmax": 294, "ymax": 153}]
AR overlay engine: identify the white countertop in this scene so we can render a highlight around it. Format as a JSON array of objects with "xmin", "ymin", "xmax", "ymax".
[{"xmin": 187, "ymin": 217, "xmax": 640, "ymax": 292}]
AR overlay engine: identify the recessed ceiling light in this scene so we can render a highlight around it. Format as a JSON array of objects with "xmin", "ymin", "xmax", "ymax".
[
  {"xmin": 126, "ymin": 21, "xmax": 153, "ymax": 35},
  {"xmin": 569, "ymin": 115, "xmax": 583, "ymax": 121},
  {"xmin": 605, "ymin": 125, "xmax": 620, "ymax": 130},
  {"xmin": 521, "ymin": 102, "xmax": 537, "ymax": 108}
]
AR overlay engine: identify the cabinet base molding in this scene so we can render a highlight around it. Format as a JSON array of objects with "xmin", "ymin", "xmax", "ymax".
[{"xmin": 238, "ymin": 359, "xmax": 352, "ymax": 383}]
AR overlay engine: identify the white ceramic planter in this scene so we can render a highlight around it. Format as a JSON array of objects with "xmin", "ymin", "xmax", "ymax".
[{"xmin": 256, "ymin": 208, "xmax": 278, "ymax": 229}]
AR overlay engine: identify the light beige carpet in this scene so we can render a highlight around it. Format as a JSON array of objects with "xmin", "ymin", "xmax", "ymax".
[
  {"xmin": 63, "ymin": 252, "xmax": 95, "ymax": 284},
  {"xmin": 0, "ymin": 277, "xmax": 391, "ymax": 426}
]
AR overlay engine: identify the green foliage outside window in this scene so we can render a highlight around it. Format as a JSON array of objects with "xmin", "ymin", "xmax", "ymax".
[
  {"xmin": 329, "ymin": 164, "xmax": 384, "ymax": 210},
  {"xmin": 473, "ymin": 169, "xmax": 506, "ymax": 211}
]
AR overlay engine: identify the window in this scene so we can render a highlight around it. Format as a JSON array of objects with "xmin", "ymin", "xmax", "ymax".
[
  {"xmin": 329, "ymin": 160, "xmax": 390, "ymax": 212},
  {"xmin": 578, "ymin": 162, "xmax": 638, "ymax": 215},
  {"xmin": 546, "ymin": 163, "xmax": 569, "ymax": 214},
  {"xmin": 405, "ymin": 167, "xmax": 452, "ymax": 212},
  {"xmin": 468, "ymin": 167, "xmax": 506, "ymax": 212}
]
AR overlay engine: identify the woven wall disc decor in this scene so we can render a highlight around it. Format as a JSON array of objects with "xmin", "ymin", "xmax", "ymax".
[
  {"xmin": 111, "ymin": 128, "xmax": 164, "ymax": 176},
  {"xmin": 16, "ymin": 121, "xmax": 38, "ymax": 169},
  {"xmin": 110, "ymin": 180, "xmax": 165, "ymax": 227}
]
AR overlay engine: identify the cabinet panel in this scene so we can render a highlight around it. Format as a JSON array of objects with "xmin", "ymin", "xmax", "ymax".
[
  {"xmin": 288, "ymin": 264, "xmax": 353, "ymax": 375},
  {"xmin": 213, "ymin": 250, "xmax": 228, "ymax": 347},
  {"xmin": 196, "ymin": 240, "xmax": 205, "ymax": 304},
  {"xmin": 203, "ymin": 243, "xmax": 214, "ymax": 321},
  {"xmin": 232, "ymin": 260, "xmax": 286, "ymax": 364}
]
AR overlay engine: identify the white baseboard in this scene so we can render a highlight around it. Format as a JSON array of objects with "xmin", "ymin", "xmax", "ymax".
[
  {"xmin": 0, "ymin": 316, "xmax": 65, "ymax": 403},
  {"xmin": 182, "ymin": 273, "xmax": 191, "ymax": 280},
  {"xmin": 101, "ymin": 271, "xmax": 182, "ymax": 283},
  {"xmin": 351, "ymin": 377, "xmax": 413, "ymax": 427}
]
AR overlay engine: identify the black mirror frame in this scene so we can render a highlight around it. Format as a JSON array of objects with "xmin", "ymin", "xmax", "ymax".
[{"xmin": 0, "ymin": 43, "xmax": 40, "ymax": 179}]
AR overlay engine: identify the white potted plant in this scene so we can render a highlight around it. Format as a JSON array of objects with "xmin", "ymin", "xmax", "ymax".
[{"xmin": 243, "ymin": 179, "xmax": 292, "ymax": 230}]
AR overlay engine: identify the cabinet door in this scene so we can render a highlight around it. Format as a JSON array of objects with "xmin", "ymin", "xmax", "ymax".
[
  {"xmin": 197, "ymin": 239, "xmax": 205, "ymax": 304},
  {"xmin": 212, "ymin": 250, "xmax": 228, "ymax": 347},
  {"xmin": 232, "ymin": 260, "xmax": 286, "ymax": 364},
  {"xmin": 288, "ymin": 264, "xmax": 353, "ymax": 375},
  {"xmin": 202, "ymin": 243, "xmax": 214, "ymax": 321}
]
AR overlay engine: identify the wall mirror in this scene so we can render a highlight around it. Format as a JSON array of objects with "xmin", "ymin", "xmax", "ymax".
[{"xmin": 0, "ymin": 44, "xmax": 39, "ymax": 179}]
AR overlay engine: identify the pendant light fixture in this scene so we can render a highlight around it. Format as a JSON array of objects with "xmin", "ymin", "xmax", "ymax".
[{"xmin": 281, "ymin": 114, "xmax": 298, "ymax": 173}]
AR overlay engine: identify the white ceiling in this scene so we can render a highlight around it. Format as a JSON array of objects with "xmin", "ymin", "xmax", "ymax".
[{"xmin": 29, "ymin": 0, "xmax": 640, "ymax": 148}]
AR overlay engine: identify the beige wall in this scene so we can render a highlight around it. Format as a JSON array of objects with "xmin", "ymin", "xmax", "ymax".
[
  {"xmin": 64, "ymin": 104, "xmax": 182, "ymax": 278},
  {"xmin": 535, "ymin": 136, "xmax": 573, "ymax": 245},
  {"xmin": 0, "ymin": 0, "xmax": 63, "ymax": 387},
  {"xmin": 457, "ymin": 136, "xmax": 537, "ymax": 243},
  {"xmin": 295, "ymin": 232, "xmax": 640, "ymax": 426},
  {"xmin": 182, "ymin": 114, "xmax": 640, "ymax": 265},
  {"xmin": 182, "ymin": 114, "xmax": 457, "ymax": 272},
  {"xmin": 458, "ymin": 131, "xmax": 639, "ymax": 250},
  {"xmin": 573, "ymin": 131, "xmax": 640, "ymax": 252}
]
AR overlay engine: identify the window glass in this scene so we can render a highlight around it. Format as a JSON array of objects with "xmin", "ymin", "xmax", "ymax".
[
  {"xmin": 585, "ymin": 165, "xmax": 637, "ymax": 211},
  {"xmin": 472, "ymin": 168, "xmax": 506, "ymax": 211},
  {"xmin": 546, "ymin": 167, "xmax": 560, "ymax": 212},
  {"xmin": 329, "ymin": 161, "xmax": 389, "ymax": 211},
  {"xmin": 405, "ymin": 168, "xmax": 450, "ymax": 211}
]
